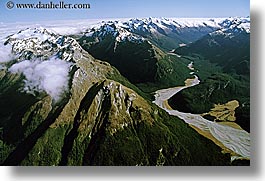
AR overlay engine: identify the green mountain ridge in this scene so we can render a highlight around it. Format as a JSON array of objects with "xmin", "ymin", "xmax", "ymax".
[
  {"xmin": 174, "ymin": 31, "xmax": 250, "ymax": 76},
  {"xmin": 0, "ymin": 30, "xmax": 230, "ymax": 165},
  {"xmin": 77, "ymin": 31, "xmax": 196, "ymax": 93}
]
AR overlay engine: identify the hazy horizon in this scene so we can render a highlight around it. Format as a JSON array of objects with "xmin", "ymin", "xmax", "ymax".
[{"xmin": 0, "ymin": 0, "xmax": 249, "ymax": 23}]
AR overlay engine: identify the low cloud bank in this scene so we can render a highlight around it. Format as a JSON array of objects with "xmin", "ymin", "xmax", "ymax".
[
  {"xmin": 0, "ymin": 43, "xmax": 15, "ymax": 63},
  {"xmin": 9, "ymin": 57, "xmax": 72, "ymax": 101}
]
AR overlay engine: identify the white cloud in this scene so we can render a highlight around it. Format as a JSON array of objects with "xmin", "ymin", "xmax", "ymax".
[
  {"xmin": 0, "ymin": 43, "xmax": 15, "ymax": 63},
  {"xmin": 9, "ymin": 57, "xmax": 72, "ymax": 101}
]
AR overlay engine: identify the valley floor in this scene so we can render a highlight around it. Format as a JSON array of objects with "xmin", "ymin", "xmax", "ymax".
[{"xmin": 153, "ymin": 64, "xmax": 250, "ymax": 162}]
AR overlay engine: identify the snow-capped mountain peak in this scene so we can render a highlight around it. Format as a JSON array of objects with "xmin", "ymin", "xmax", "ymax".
[
  {"xmin": 85, "ymin": 22, "xmax": 145, "ymax": 43},
  {"xmin": 82, "ymin": 17, "xmax": 249, "ymax": 51},
  {"xmin": 8, "ymin": 27, "xmax": 55, "ymax": 41},
  {"xmin": 5, "ymin": 27, "xmax": 82, "ymax": 62},
  {"xmin": 1, "ymin": 27, "xmax": 86, "ymax": 101},
  {"xmin": 211, "ymin": 17, "xmax": 250, "ymax": 36}
]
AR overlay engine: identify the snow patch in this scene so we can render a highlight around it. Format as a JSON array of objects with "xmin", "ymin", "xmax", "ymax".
[
  {"xmin": 9, "ymin": 27, "xmax": 52, "ymax": 41},
  {"xmin": 179, "ymin": 43, "xmax": 187, "ymax": 47}
]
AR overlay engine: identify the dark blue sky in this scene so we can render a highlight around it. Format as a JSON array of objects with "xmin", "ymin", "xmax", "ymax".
[{"xmin": 0, "ymin": 0, "xmax": 250, "ymax": 23}]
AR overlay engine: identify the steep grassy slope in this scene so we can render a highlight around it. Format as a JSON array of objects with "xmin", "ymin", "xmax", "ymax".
[{"xmin": 78, "ymin": 35, "xmax": 195, "ymax": 93}]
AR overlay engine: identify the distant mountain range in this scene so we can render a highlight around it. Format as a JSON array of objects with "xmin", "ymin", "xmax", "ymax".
[
  {"xmin": 76, "ymin": 17, "xmax": 249, "ymax": 84},
  {"xmin": 0, "ymin": 17, "xmax": 250, "ymax": 166}
]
